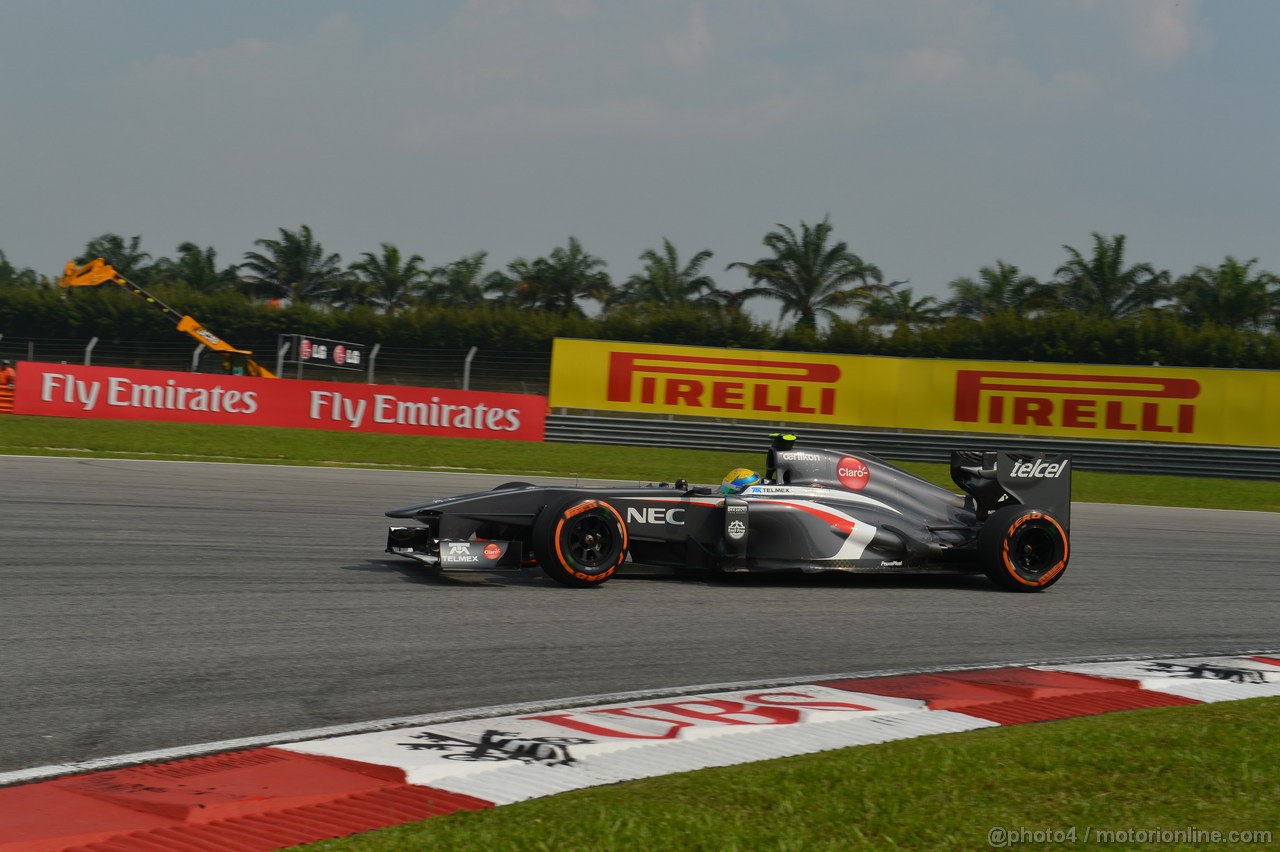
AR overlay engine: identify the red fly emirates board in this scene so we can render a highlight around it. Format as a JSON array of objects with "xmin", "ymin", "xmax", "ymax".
[{"xmin": 14, "ymin": 362, "xmax": 547, "ymax": 441}]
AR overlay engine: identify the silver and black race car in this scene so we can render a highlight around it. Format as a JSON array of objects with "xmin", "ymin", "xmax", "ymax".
[{"xmin": 385, "ymin": 434, "xmax": 1072, "ymax": 592}]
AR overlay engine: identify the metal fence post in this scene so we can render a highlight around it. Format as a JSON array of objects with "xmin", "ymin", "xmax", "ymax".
[
  {"xmin": 368, "ymin": 343, "xmax": 380, "ymax": 385},
  {"xmin": 276, "ymin": 339, "xmax": 291, "ymax": 378},
  {"xmin": 191, "ymin": 344, "xmax": 206, "ymax": 372},
  {"xmin": 84, "ymin": 337, "xmax": 98, "ymax": 366},
  {"xmin": 462, "ymin": 346, "xmax": 478, "ymax": 391}
]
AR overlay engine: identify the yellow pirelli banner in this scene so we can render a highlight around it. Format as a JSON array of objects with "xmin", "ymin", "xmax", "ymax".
[{"xmin": 549, "ymin": 338, "xmax": 1280, "ymax": 447}]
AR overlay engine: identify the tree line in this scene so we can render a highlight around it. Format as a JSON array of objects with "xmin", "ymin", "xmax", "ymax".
[{"xmin": 2, "ymin": 220, "xmax": 1279, "ymax": 369}]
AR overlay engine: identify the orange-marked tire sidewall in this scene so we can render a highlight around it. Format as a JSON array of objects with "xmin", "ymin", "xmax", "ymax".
[
  {"xmin": 979, "ymin": 505, "xmax": 1070, "ymax": 593},
  {"xmin": 999, "ymin": 512, "xmax": 1069, "ymax": 588},
  {"xmin": 534, "ymin": 498, "xmax": 628, "ymax": 587}
]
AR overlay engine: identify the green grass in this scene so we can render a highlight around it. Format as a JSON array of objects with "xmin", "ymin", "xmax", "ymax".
[
  {"xmin": 296, "ymin": 699, "xmax": 1280, "ymax": 851},
  {"xmin": 5, "ymin": 413, "xmax": 1277, "ymax": 848},
  {"xmin": 2, "ymin": 415, "xmax": 1279, "ymax": 511}
]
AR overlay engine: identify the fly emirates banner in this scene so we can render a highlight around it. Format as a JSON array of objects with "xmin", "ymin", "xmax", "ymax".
[
  {"xmin": 15, "ymin": 362, "xmax": 547, "ymax": 441},
  {"xmin": 549, "ymin": 338, "xmax": 1280, "ymax": 448}
]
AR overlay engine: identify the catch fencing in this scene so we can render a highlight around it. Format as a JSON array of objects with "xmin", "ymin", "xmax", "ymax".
[
  {"xmin": 0, "ymin": 336, "xmax": 552, "ymax": 395},
  {"xmin": 5, "ymin": 336, "xmax": 1278, "ymax": 480}
]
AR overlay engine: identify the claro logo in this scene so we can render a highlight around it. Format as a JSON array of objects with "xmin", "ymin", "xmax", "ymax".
[
  {"xmin": 837, "ymin": 457, "xmax": 870, "ymax": 491},
  {"xmin": 953, "ymin": 370, "xmax": 1200, "ymax": 435},
  {"xmin": 607, "ymin": 352, "xmax": 840, "ymax": 416}
]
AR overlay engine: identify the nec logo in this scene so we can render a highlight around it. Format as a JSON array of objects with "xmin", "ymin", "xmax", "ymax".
[
  {"xmin": 625, "ymin": 507, "xmax": 685, "ymax": 525},
  {"xmin": 607, "ymin": 352, "xmax": 839, "ymax": 416},
  {"xmin": 954, "ymin": 370, "xmax": 1200, "ymax": 435}
]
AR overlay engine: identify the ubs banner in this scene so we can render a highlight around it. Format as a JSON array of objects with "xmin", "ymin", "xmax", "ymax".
[
  {"xmin": 548, "ymin": 339, "xmax": 1280, "ymax": 448},
  {"xmin": 15, "ymin": 362, "xmax": 547, "ymax": 441}
]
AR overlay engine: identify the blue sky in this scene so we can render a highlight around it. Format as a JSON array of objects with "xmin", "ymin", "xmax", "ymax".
[{"xmin": 3, "ymin": 1, "xmax": 1277, "ymax": 321}]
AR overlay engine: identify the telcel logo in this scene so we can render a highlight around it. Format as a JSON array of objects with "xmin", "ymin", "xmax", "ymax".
[
  {"xmin": 626, "ymin": 507, "xmax": 685, "ymax": 525},
  {"xmin": 1008, "ymin": 459, "xmax": 1068, "ymax": 479}
]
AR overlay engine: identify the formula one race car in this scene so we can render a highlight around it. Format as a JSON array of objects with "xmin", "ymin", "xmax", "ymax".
[{"xmin": 386, "ymin": 434, "xmax": 1072, "ymax": 592}]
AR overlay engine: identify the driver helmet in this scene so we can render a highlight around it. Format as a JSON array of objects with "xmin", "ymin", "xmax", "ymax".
[{"xmin": 720, "ymin": 467, "xmax": 762, "ymax": 494}]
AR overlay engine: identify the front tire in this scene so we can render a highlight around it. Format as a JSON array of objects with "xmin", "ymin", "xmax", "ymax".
[
  {"xmin": 978, "ymin": 505, "xmax": 1069, "ymax": 592},
  {"xmin": 532, "ymin": 497, "xmax": 628, "ymax": 587}
]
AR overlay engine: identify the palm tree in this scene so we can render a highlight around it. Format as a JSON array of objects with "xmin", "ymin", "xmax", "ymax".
[
  {"xmin": 946, "ymin": 261, "xmax": 1049, "ymax": 319},
  {"xmin": 727, "ymin": 217, "xmax": 884, "ymax": 330},
  {"xmin": 427, "ymin": 252, "xmax": 500, "ymax": 308},
  {"xmin": 861, "ymin": 286, "xmax": 944, "ymax": 328},
  {"xmin": 1053, "ymin": 233, "xmax": 1169, "ymax": 319},
  {"xmin": 1172, "ymin": 256, "xmax": 1280, "ymax": 331},
  {"xmin": 608, "ymin": 239, "xmax": 718, "ymax": 311},
  {"xmin": 345, "ymin": 243, "xmax": 430, "ymax": 312},
  {"xmin": 77, "ymin": 234, "xmax": 153, "ymax": 282},
  {"xmin": 240, "ymin": 225, "xmax": 346, "ymax": 305},
  {"xmin": 706, "ymin": 287, "xmax": 766, "ymax": 317},
  {"xmin": 151, "ymin": 242, "xmax": 240, "ymax": 293},
  {"xmin": 492, "ymin": 237, "xmax": 612, "ymax": 315}
]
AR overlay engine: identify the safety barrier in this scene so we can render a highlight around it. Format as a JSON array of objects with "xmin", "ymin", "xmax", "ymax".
[
  {"xmin": 0, "ymin": 387, "xmax": 13, "ymax": 414},
  {"xmin": 545, "ymin": 412, "xmax": 1280, "ymax": 481}
]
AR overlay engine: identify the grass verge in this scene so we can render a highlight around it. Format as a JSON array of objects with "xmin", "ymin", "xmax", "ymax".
[{"xmin": 2, "ymin": 415, "xmax": 1279, "ymax": 511}]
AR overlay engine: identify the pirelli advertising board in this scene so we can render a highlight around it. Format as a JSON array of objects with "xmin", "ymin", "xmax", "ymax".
[{"xmin": 548, "ymin": 338, "xmax": 1280, "ymax": 448}]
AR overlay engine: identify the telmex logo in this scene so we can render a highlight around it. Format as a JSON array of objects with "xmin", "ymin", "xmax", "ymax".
[
  {"xmin": 607, "ymin": 352, "xmax": 839, "ymax": 416},
  {"xmin": 954, "ymin": 370, "xmax": 1201, "ymax": 435}
]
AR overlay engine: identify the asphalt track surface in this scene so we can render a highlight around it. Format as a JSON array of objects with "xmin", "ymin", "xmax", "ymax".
[{"xmin": 2, "ymin": 455, "xmax": 1277, "ymax": 775}]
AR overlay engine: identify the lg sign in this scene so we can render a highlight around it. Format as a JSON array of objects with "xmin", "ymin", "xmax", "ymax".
[
  {"xmin": 287, "ymin": 335, "xmax": 365, "ymax": 370},
  {"xmin": 838, "ymin": 457, "xmax": 870, "ymax": 490}
]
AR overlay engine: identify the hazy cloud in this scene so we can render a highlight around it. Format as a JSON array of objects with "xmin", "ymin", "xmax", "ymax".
[{"xmin": 2, "ymin": 0, "xmax": 1274, "ymax": 323}]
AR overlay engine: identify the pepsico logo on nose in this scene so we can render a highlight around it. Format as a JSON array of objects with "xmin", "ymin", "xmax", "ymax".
[{"xmin": 838, "ymin": 457, "xmax": 870, "ymax": 490}]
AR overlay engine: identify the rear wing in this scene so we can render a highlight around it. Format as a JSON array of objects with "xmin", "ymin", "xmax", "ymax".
[{"xmin": 950, "ymin": 450, "xmax": 1072, "ymax": 529}]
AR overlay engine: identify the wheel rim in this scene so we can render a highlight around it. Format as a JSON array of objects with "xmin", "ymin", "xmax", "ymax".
[
  {"xmin": 1009, "ymin": 524, "xmax": 1059, "ymax": 577},
  {"xmin": 566, "ymin": 514, "xmax": 617, "ymax": 573}
]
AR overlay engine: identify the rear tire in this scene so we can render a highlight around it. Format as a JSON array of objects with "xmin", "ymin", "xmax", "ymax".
[
  {"xmin": 532, "ymin": 497, "xmax": 628, "ymax": 587},
  {"xmin": 978, "ymin": 505, "xmax": 1069, "ymax": 592}
]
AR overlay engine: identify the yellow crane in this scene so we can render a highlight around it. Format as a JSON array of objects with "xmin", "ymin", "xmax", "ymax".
[{"xmin": 58, "ymin": 258, "xmax": 277, "ymax": 378}]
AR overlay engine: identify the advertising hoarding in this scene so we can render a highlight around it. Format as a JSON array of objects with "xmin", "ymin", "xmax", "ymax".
[
  {"xmin": 548, "ymin": 338, "xmax": 1280, "ymax": 447},
  {"xmin": 15, "ymin": 363, "xmax": 547, "ymax": 441}
]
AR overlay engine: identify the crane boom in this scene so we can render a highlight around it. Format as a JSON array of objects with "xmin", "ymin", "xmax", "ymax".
[{"xmin": 58, "ymin": 258, "xmax": 277, "ymax": 378}]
